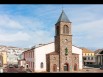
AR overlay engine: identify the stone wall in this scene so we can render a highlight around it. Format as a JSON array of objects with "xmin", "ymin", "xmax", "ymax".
[
  {"xmin": 72, "ymin": 54, "xmax": 79, "ymax": 71},
  {"xmin": 49, "ymin": 54, "xmax": 59, "ymax": 72}
]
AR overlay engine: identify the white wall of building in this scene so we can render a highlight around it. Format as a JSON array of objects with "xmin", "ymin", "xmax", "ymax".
[
  {"xmin": 72, "ymin": 45, "xmax": 83, "ymax": 69},
  {"xmin": 34, "ymin": 42, "xmax": 54, "ymax": 72}
]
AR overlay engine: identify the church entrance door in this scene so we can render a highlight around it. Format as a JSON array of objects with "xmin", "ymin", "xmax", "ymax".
[
  {"xmin": 74, "ymin": 63, "xmax": 77, "ymax": 71},
  {"xmin": 64, "ymin": 63, "xmax": 69, "ymax": 71},
  {"xmin": 53, "ymin": 64, "xmax": 57, "ymax": 72}
]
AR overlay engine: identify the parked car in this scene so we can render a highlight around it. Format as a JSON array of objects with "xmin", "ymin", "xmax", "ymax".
[
  {"xmin": 100, "ymin": 66, "xmax": 103, "ymax": 70},
  {"xmin": 14, "ymin": 64, "xmax": 18, "ymax": 68},
  {"xmin": 9, "ymin": 64, "xmax": 14, "ymax": 68}
]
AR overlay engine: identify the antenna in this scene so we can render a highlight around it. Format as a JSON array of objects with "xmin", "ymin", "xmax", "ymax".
[{"xmin": 62, "ymin": 4, "xmax": 64, "ymax": 11}]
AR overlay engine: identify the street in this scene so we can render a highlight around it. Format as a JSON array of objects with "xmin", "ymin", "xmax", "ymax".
[
  {"xmin": 3, "ymin": 66, "xmax": 27, "ymax": 73},
  {"xmin": 3, "ymin": 66, "xmax": 103, "ymax": 73},
  {"xmin": 7, "ymin": 67, "xmax": 19, "ymax": 73},
  {"xmin": 82, "ymin": 68, "xmax": 103, "ymax": 73},
  {"xmin": 3, "ymin": 67, "xmax": 19, "ymax": 73},
  {"xmin": 75, "ymin": 67, "xmax": 103, "ymax": 73}
]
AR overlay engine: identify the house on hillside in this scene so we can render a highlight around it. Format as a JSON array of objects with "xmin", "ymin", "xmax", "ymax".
[{"xmin": 94, "ymin": 49, "xmax": 103, "ymax": 66}]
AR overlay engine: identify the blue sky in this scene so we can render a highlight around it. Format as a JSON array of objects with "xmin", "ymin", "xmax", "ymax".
[{"xmin": 0, "ymin": 4, "xmax": 103, "ymax": 49}]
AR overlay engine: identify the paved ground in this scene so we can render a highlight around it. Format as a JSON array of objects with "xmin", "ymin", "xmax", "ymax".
[
  {"xmin": 3, "ymin": 67, "xmax": 19, "ymax": 73},
  {"xmin": 3, "ymin": 66, "xmax": 103, "ymax": 73},
  {"xmin": 46, "ymin": 67, "xmax": 103, "ymax": 73},
  {"xmin": 78, "ymin": 68, "xmax": 103, "ymax": 73},
  {"xmin": 3, "ymin": 66, "xmax": 27, "ymax": 73},
  {"xmin": 7, "ymin": 67, "xmax": 19, "ymax": 73}
]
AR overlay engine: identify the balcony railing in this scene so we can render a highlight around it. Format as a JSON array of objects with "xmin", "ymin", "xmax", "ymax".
[{"xmin": 84, "ymin": 60, "xmax": 95, "ymax": 62}]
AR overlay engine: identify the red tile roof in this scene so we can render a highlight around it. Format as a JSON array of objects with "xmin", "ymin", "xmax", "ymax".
[
  {"xmin": 47, "ymin": 51, "xmax": 59, "ymax": 55},
  {"xmin": 81, "ymin": 47, "xmax": 94, "ymax": 53}
]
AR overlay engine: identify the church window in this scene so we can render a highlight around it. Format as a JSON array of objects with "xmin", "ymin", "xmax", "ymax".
[
  {"xmin": 53, "ymin": 64, "xmax": 57, "ymax": 72},
  {"xmin": 91, "ymin": 57, "xmax": 93, "ymax": 60},
  {"xmin": 63, "ymin": 25, "xmax": 69, "ymax": 34},
  {"xmin": 83, "ymin": 57, "xmax": 86, "ymax": 60},
  {"xmin": 74, "ymin": 63, "xmax": 77, "ymax": 71},
  {"xmin": 75, "ymin": 57, "xmax": 76, "ymax": 60},
  {"xmin": 56, "ymin": 26, "xmax": 59, "ymax": 35},
  {"xmin": 88, "ymin": 57, "xmax": 90, "ymax": 60},
  {"xmin": 40, "ymin": 62, "xmax": 43, "ymax": 68},
  {"xmin": 65, "ymin": 39, "xmax": 68, "ymax": 42},
  {"xmin": 65, "ymin": 48, "xmax": 68, "ymax": 55},
  {"xmin": 54, "ymin": 57, "xmax": 56, "ymax": 60},
  {"xmin": 66, "ymin": 57, "xmax": 67, "ymax": 60}
]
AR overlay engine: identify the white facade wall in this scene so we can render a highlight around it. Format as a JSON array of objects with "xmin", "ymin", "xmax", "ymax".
[
  {"xmin": 34, "ymin": 42, "xmax": 83, "ymax": 72},
  {"xmin": 19, "ymin": 60, "xmax": 26, "ymax": 67},
  {"xmin": 34, "ymin": 43, "xmax": 54, "ymax": 72},
  {"xmin": 72, "ymin": 46, "xmax": 83, "ymax": 69}
]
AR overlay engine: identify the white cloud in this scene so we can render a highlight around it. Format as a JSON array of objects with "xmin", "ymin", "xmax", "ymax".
[
  {"xmin": 65, "ymin": 5, "xmax": 103, "ymax": 24},
  {"xmin": 28, "ymin": 30, "xmax": 54, "ymax": 47},
  {"xmin": 73, "ymin": 18, "xmax": 103, "ymax": 48},
  {"xmin": 0, "ymin": 5, "xmax": 103, "ymax": 48},
  {"xmin": 0, "ymin": 14, "xmax": 54, "ymax": 47},
  {"xmin": 0, "ymin": 31, "xmax": 31, "ymax": 42},
  {"xmin": 0, "ymin": 14, "xmax": 23, "ymax": 29},
  {"xmin": 73, "ymin": 19, "xmax": 103, "ymax": 34}
]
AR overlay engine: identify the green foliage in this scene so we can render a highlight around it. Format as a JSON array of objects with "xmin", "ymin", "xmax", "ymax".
[{"xmin": 65, "ymin": 48, "xmax": 68, "ymax": 55}]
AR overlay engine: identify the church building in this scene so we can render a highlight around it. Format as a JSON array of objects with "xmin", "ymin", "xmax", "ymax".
[
  {"xmin": 46, "ymin": 10, "xmax": 79, "ymax": 72},
  {"xmin": 22, "ymin": 10, "xmax": 82, "ymax": 72}
]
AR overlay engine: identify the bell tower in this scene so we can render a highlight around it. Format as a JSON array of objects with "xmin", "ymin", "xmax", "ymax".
[{"xmin": 55, "ymin": 10, "xmax": 73, "ymax": 71}]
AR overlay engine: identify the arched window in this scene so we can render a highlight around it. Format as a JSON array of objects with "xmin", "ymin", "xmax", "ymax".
[
  {"xmin": 40, "ymin": 62, "xmax": 43, "ymax": 68},
  {"xmin": 91, "ymin": 57, "xmax": 93, "ymax": 60},
  {"xmin": 74, "ymin": 63, "xmax": 77, "ymax": 71},
  {"xmin": 53, "ymin": 64, "xmax": 57, "ymax": 72},
  {"xmin": 56, "ymin": 26, "xmax": 59, "ymax": 35},
  {"xmin": 26, "ymin": 64, "xmax": 28, "ymax": 68},
  {"xmin": 88, "ymin": 57, "xmax": 90, "ymax": 60},
  {"xmin": 63, "ymin": 25, "xmax": 69, "ymax": 34}
]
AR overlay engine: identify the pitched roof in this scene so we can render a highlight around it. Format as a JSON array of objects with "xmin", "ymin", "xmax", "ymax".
[
  {"xmin": 81, "ymin": 47, "xmax": 94, "ymax": 53},
  {"xmin": 94, "ymin": 49, "xmax": 103, "ymax": 54},
  {"xmin": 56, "ymin": 10, "xmax": 71, "ymax": 24},
  {"xmin": 47, "ymin": 51, "xmax": 59, "ymax": 55},
  {"xmin": 32, "ymin": 42, "xmax": 54, "ymax": 49}
]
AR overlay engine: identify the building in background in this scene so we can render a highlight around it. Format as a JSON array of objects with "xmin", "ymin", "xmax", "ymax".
[
  {"xmin": 94, "ymin": 49, "xmax": 103, "ymax": 66},
  {"xmin": 0, "ymin": 45, "xmax": 26, "ymax": 65},
  {"xmin": 82, "ymin": 47, "xmax": 95, "ymax": 66},
  {"xmin": 7, "ymin": 47, "xmax": 26, "ymax": 64},
  {"xmin": 22, "ymin": 47, "xmax": 34, "ymax": 72},
  {"xmin": 0, "ymin": 46, "xmax": 7, "ymax": 67},
  {"xmin": 18, "ymin": 59, "xmax": 26, "ymax": 68}
]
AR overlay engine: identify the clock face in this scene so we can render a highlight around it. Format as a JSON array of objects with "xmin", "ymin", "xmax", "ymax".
[{"xmin": 65, "ymin": 39, "xmax": 68, "ymax": 42}]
